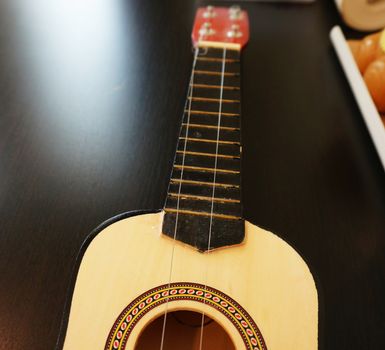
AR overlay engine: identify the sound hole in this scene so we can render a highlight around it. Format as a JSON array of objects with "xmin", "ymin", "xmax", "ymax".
[{"xmin": 135, "ymin": 310, "xmax": 236, "ymax": 350}]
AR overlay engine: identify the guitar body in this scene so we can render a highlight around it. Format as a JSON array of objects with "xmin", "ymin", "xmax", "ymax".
[
  {"xmin": 61, "ymin": 7, "xmax": 318, "ymax": 349},
  {"xmin": 62, "ymin": 212, "xmax": 317, "ymax": 350}
]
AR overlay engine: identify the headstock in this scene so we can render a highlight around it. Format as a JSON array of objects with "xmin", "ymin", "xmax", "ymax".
[{"xmin": 192, "ymin": 6, "xmax": 249, "ymax": 49}]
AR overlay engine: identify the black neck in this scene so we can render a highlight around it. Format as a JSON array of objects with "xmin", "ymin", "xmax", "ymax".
[{"xmin": 162, "ymin": 46, "xmax": 244, "ymax": 252}]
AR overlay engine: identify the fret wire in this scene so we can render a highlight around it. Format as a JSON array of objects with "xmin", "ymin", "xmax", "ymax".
[
  {"xmin": 162, "ymin": 47, "xmax": 243, "ymax": 252},
  {"xmin": 184, "ymin": 110, "xmax": 240, "ymax": 117},
  {"xmin": 188, "ymin": 96, "xmax": 240, "ymax": 103},
  {"xmin": 173, "ymin": 164, "xmax": 240, "ymax": 174},
  {"xmin": 199, "ymin": 48, "xmax": 229, "ymax": 316},
  {"xmin": 196, "ymin": 57, "xmax": 239, "ymax": 63},
  {"xmin": 179, "ymin": 137, "xmax": 240, "ymax": 146},
  {"xmin": 176, "ymin": 150, "xmax": 240, "ymax": 159},
  {"xmin": 197, "ymin": 46, "xmax": 240, "ymax": 53},
  {"xmin": 182, "ymin": 123, "xmax": 239, "ymax": 131},
  {"xmin": 168, "ymin": 193, "xmax": 240, "ymax": 203},
  {"xmin": 190, "ymin": 83, "xmax": 240, "ymax": 90},
  {"xmin": 164, "ymin": 208, "xmax": 241, "ymax": 220},
  {"xmin": 170, "ymin": 178, "xmax": 239, "ymax": 188},
  {"xmin": 193, "ymin": 70, "xmax": 239, "ymax": 77}
]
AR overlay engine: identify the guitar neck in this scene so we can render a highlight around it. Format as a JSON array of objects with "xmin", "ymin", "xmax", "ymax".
[{"xmin": 162, "ymin": 44, "xmax": 244, "ymax": 252}]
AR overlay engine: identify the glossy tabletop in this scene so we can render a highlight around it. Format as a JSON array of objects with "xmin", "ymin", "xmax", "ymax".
[{"xmin": 0, "ymin": 0, "xmax": 384, "ymax": 349}]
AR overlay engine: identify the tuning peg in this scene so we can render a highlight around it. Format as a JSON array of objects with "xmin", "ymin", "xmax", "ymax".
[
  {"xmin": 199, "ymin": 22, "xmax": 215, "ymax": 37},
  {"xmin": 229, "ymin": 5, "xmax": 242, "ymax": 20},
  {"xmin": 227, "ymin": 24, "xmax": 242, "ymax": 38},
  {"xmin": 203, "ymin": 6, "xmax": 216, "ymax": 18}
]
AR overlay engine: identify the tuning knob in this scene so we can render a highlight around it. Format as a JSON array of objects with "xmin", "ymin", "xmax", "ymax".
[
  {"xmin": 229, "ymin": 5, "xmax": 242, "ymax": 20},
  {"xmin": 203, "ymin": 6, "xmax": 216, "ymax": 18},
  {"xmin": 227, "ymin": 24, "xmax": 242, "ymax": 38},
  {"xmin": 199, "ymin": 22, "xmax": 215, "ymax": 37}
]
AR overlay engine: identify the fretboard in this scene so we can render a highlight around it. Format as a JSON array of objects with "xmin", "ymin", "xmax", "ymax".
[{"xmin": 162, "ymin": 46, "xmax": 244, "ymax": 252}]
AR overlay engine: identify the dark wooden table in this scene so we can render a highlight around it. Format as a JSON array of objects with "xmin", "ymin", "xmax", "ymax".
[{"xmin": 0, "ymin": 0, "xmax": 384, "ymax": 349}]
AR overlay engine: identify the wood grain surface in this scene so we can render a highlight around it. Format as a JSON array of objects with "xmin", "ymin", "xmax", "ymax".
[{"xmin": 0, "ymin": 0, "xmax": 384, "ymax": 349}]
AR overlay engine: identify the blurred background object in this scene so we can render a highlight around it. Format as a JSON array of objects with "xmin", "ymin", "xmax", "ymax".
[
  {"xmin": 221, "ymin": 0, "xmax": 315, "ymax": 3},
  {"xmin": 336, "ymin": 0, "xmax": 385, "ymax": 31}
]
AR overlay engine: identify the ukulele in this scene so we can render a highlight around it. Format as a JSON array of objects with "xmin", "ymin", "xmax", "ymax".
[{"xmin": 59, "ymin": 6, "xmax": 318, "ymax": 350}]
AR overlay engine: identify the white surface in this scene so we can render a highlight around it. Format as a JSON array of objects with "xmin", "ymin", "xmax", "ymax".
[
  {"xmin": 330, "ymin": 26, "xmax": 385, "ymax": 171},
  {"xmin": 334, "ymin": 0, "xmax": 342, "ymax": 11}
]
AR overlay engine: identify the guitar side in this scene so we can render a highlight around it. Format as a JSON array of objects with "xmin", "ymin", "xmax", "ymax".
[{"xmin": 60, "ymin": 211, "xmax": 318, "ymax": 349}]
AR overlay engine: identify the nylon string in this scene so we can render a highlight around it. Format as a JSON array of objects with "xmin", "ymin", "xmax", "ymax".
[
  {"xmin": 198, "ymin": 46, "xmax": 228, "ymax": 350},
  {"xmin": 159, "ymin": 46, "xmax": 201, "ymax": 350}
]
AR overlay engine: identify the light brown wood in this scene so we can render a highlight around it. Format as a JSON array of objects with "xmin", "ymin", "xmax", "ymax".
[
  {"xmin": 63, "ymin": 212, "xmax": 318, "ymax": 349},
  {"xmin": 340, "ymin": 0, "xmax": 385, "ymax": 31},
  {"xmin": 197, "ymin": 41, "xmax": 241, "ymax": 50}
]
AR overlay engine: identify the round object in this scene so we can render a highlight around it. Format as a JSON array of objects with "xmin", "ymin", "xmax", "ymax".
[
  {"xmin": 341, "ymin": 0, "xmax": 385, "ymax": 31},
  {"xmin": 364, "ymin": 56, "xmax": 385, "ymax": 113},
  {"xmin": 348, "ymin": 39, "xmax": 361, "ymax": 63},
  {"xmin": 349, "ymin": 32, "xmax": 383, "ymax": 74}
]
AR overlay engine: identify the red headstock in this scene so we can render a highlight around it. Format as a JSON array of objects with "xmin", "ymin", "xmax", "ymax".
[{"xmin": 192, "ymin": 6, "xmax": 249, "ymax": 49}]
